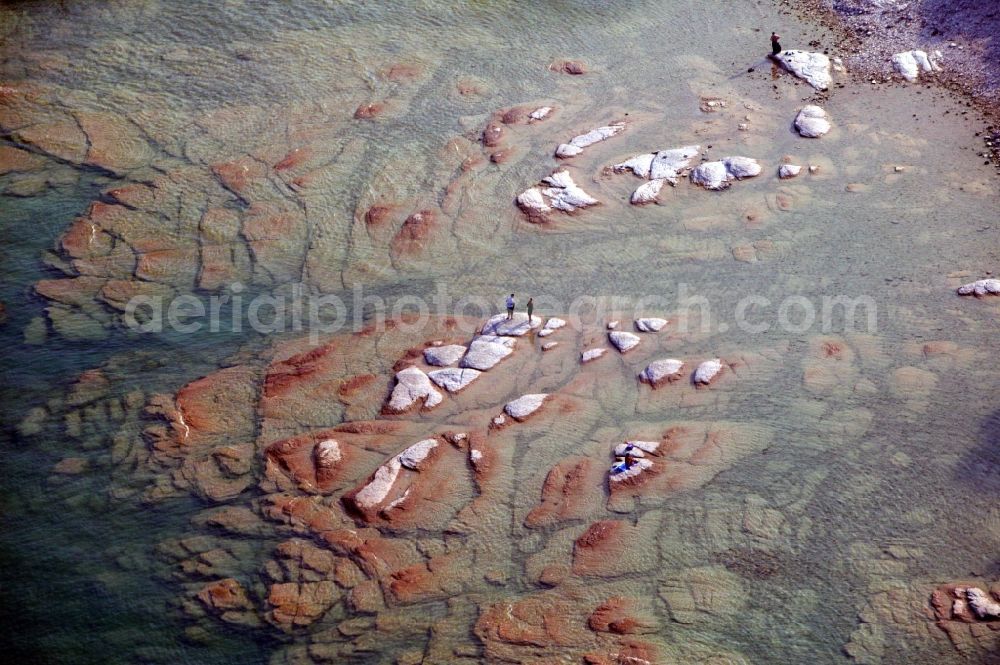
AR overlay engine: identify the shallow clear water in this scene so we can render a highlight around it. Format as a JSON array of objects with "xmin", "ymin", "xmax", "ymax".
[{"xmin": 1, "ymin": 1, "xmax": 999, "ymax": 663}]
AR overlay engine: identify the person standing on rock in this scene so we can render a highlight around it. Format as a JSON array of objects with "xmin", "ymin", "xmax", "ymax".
[
  {"xmin": 526, "ymin": 297, "xmax": 534, "ymax": 322},
  {"xmin": 770, "ymin": 32, "xmax": 782, "ymax": 56},
  {"xmin": 506, "ymin": 293, "xmax": 515, "ymax": 320}
]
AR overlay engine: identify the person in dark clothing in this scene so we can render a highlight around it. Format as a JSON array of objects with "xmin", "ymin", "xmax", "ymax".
[
  {"xmin": 771, "ymin": 32, "xmax": 782, "ymax": 55},
  {"xmin": 526, "ymin": 297, "xmax": 534, "ymax": 322},
  {"xmin": 505, "ymin": 293, "xmax": 515, "ymax": 320}
]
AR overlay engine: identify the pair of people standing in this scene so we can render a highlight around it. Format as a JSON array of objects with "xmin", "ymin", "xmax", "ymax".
[{"xmin": 505, "ymin": 293, "xmax": 533, "ymax": 321}]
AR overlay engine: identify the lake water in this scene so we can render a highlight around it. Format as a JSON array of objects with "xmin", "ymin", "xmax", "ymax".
[{"xmin": 1, "ymin": 1, "xmax": 998, "ymax": 663}]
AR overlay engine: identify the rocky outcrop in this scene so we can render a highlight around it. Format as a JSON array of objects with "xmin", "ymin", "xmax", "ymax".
[
  {"xmin": 504, "ymin": 393, "xmax": 548, "ymax": 421},
  {"xmin": 461, "ymin": 335, "xmax": 516, "ymax": 370},
  {"xmin": 957, "ymin": 278, "xmax": 1000, "ymax": 296},
  {"xmin": 639, "ymin": 359, "xmax": 684, "ymax": 388},
  {"xmin": 892, "ymin": 50, "xmax": 941, "ymax": 82},
  {"xmin": 693, "ymin": 359, "xmax": 723, "ymax": 385},
  {"xmin": 612, "ymin": 146, "xmax": 699, "ymax": 204},
  {"xmin": 794, "ymin": 106, "xmax": 831, "ymax": 138},
  {"xmin": 555, "ymin": 122, "xmax": 625, "ymax": 158},
  {"xmin": 427, "ymin": 367, "xmax": 482, "ymax": 393},
  {"xmin": 423, "ymin": 344, "xmax": 466, "ymax": 366},
  {"xmin": 538, "ymin": 317, "xmax": 566, "ymax": 337},
  {"xmin": 778, "ymin": 164, "xmax": 801, "ymax": 179},
  {"xmin": 581, "ymin": 348, "xmax": 606, "ymax": 363},
  {"xmin": 774, "ymin": 50, "xmax": 833, "ymax": 90},
  {"xmin": 609, "ymin": 331, "xmax": 640, "ymax": 353},
  {"xmin": 634, "ymin": 317, "xmax": 667, "ymax": 332},
  {"xmin": 690, "ymin": 157, "xmax": 761, "ymax": 190},
  {"xmin": 480, "ymin": 312, "xmax": 541, "ymax": 336},
  {"xmin": 385, "ymin": 366, "xmax": 443, "ymax": 413},
  {"xmin": 517, "ymin": 170, "xmax": 599, "ymax": 221}
]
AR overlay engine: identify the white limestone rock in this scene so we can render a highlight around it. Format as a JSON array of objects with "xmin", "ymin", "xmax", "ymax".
[
  {"xmin": 555, "ymin": 122, "xmax": 625, "ymax": 158},
  {"xmin": 774, "ymin": 50, "xmax": 833, "ymax": 90},
  {"xmin": 504, "ymin": 393, "xmax": 547, "ymax": 421},
  {"xmin": 609, "ymin": 331, "xmax": 640, "ymax": 353},
  {"xmin": 314, "ymin": 439, "xmax": 342, "ymax": 470},
  {"xmin": 778, "ymin": 164, "xmax": 802, "ymax": 179},
  {"xmin": 650, "ymin": 146, "xmax": 701, "ymax": 182},
  {"xmin": 892, "ymin": 50, "xmax": 940, "ymax": 82},
  {"xmin": 581, "ymin": 348, "xmax": 606, "ymax": 363},
  {"xmin": 387, "ymin": 366, "xmax": 443, "ymax": 412},
  {"xmin": 428, "ymin": 367, "xmax": 482, "ymax": 393},
  {"xmin": 607, "ymin": 320, "xmax": 619, "ymax": 330},
  {"xmin": 693, "ymin": 358, "xmax": 723, "ymax": 385},
  {"xmin": 529, "ymin": 106, "xmax": 553, "ymax": 121},
  {"xmin": 542, "ymin": 341, "xmax": 559, "ymax": 351},
  {"xmin": 481, "ymin": 312, "xmax": 542, "ymax": 336},
  {"xmin": 423, "ymin": 344, "xmax": 467, "ymax": 367},
  {"xmin": 631, "ymin": 178, "xmax": 665, "ymax": 205},
  {"xmin": 543, "ymin": 317, "xmax": 566, "ymax": 331},
  {"xmin": 690, "ymin": 157, "xmax": 761, "ymax": 191},
  {"xmin": 967, "ymin": 587, "xmax": 1000, "ymax": 619},
  {"xmin": 537, "ymin": 329, "xmax": 554, "ymax": 338},
  {"xmin": 613, "ymin": 153, "xmax": 655, "ymax": 178},
  {"xmin": 609, "ymin": 457, "xmax": 653, "ymax": 482},
  {"xmin": 398, "ymin": 438, "xmax": 438, "ymax": 471},
  {"xmin": 639, "ymin": 358, "xmax": 685, "ymax": 387},
  {"xmin": 541, "ymin": 170, "xmax": 599, "ymax": 212},
  {"xmin": 354, "ymin": 457, "xmax": 402, "ymax": 508},
  {"xmin": 794, "ymin": 105, "xmax": 831, "ymax": 138},
  {"xmin": 516, "ymin": 187, "xmax": 551, "ymax": 216},
  {"xmin": 461, "ymin": 335, "xmax": 516, "ymax": 370},
  {"xmin": 957, "ymin": 278, "xmax": 1000, "ymax": 296},
  {"xmin": 623, "ymin": 440, "xmax": 660, "ymax": 455},
  {"xmin": 634, "ymin": 317, "xmax": 667, "ymax": 332}
]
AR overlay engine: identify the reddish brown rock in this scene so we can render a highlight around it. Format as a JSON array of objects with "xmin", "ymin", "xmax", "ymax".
[
  {"xmin": 0, "ymin": 145, "xmax": 46, "ymax": 174},
  {"xmin": 77, "ymin": 111, "xmax": 152, "ymax": 174},
  {"xmin": 550, "ymin": 59, "xmax": 587, "ymax": 75},
  {"xmin": 273, "ymin": 147, "xmax": 312, "ymax": 171},
  {"xmin": 387, "ymin": 552, "xmax": 470, "ymax": 604},
  {"xmin": 13, "ymin": 119, "xmax": 88, "ymax": 162},
  {"xmin": 174, "ymin": 365, "xmax": 257, "ymax": 449},
  {"xmin": 267, "ymin": 580, "xmax": 338, "ymax": 630},
  {"xmin": 588, "ymin": 597, "xmax": 656, "ymax": 634},
  {"xmin": 211, "ymin": 157, "xmax": 268, "ymax": 199},
  {"xmin": 197, "ymin": 578, "xmax": 254, "ymax": 614},
  {"xmin": 364, "ymin": 205, "xmax": 395, "ymax": 227},
  {"xmin": 265, "ymin": 431, "xmax": 359, "ymax": 494},
  {"xmin": 524, "ymin": 457, "xmax": 603, "ymax": 528},
  {"xmin": 482, "ymin": 120, "xmax": 505, "ymax": 148},
  {"xmin": 382, "ymin": 63, "xmax": 422, "ymax": 82},
  {"xmin": 475, "ymin": 594, "xmax": 584, "ymax": 659},
  {"xmin": 52, "ymin": 457, "xmax": 89, "ymax": 475},
  {"xmin": 583, "ymin": 640, "xmax": 658, "ymax": 665},
  {"xmin": 354, "ymin": 102, "xmax": 386, "ymax": 119},
  {"xmin": 389, "ymin": 210, "xmax": 436, "ymax": 259}
]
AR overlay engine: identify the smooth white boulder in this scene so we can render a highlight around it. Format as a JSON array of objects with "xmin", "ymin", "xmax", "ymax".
[
  {"xmin": 967, "ymin": 587, "xmax": 1000, "ymax": 619},
  {"xmin": 581, "ymin": 348, "xmax": 606, "ymax": 363},
  {"xmin": 640, "ymin": 358, "xmax": 684, "ymax": 387},
  {"xmin": 774, "ymin": 50, "xmax": 832, "ymax": 90},
  {"xmin": 529, "ymin": 106, "xmax": 552, "ymax": 121},
  {"xmin": 354, "ymin": 457, "xmax": 402, "ymax": 508},
  {"xmin": 387, "ymin": 366, "xmax": 443, "ymax": 412},
  {"xmin": 778, "ymin": 164, "xmax": 802, "ymax": 179},
  {"xmin": 795, "ymin": 105, "xmax": 831, "ymax": 138},
  {"xmin": 957, "ymin": 278, "xmax": 1000, "ymax": 296},
  {"xmin": 555, "ymin": 122, "xmax": 625, "ymax": 158},
  {"xmin": 634, "ymin": 317, "xmax": 667, "ymax": 332},
  {"xmin": 631, "ymin": 179, "xmax": 665, "ymax": 205},
  {"xmin": 461, "ymin": 335, "xmax": 516, "ymax": 370},
  {"xmin": 613, "ymin": 153, "xmax": 655, "ymax": 178},
  {"xmin": 398, "ymin": 439, "xmax": 438, "ymax": 470},
  {"xmin": 504, "ymin": 393, "xmax": 547, "ymax": 421},
  {"xmin": 543, "ymin": 317, "xmax": 566, "ymax": 330},
  {"xmin": 690, "ymin": 157, "xmax": 761, "ymax": 190},
  {"xmin": 423, "ymin": 344, "xmax": 466, "ymax": 366},
  {"xmin": 481, "ymin": 312, "xmax": 542, "ymax": 336},
  {"xmin": 609, "ymin": 331, "xmax": 640, "ymax": 353},
  {"xmin": 892, "ymin": 50, "xmax": 940, "ymax": 82},
  {"xmin": 428, "ymin": 367, "xmax": 482, "ymax": 393},
  {"xmin": 693, "ymin": 359, "xmax": 723, "ymax": 385}
]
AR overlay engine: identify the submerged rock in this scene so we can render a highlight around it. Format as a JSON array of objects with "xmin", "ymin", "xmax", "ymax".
[
  {"xmin": 555, "ymin": 122, "xmax": 625, "ymax": 158},
  {"xmin": 529, "ymin": 106, "xmax": 553, "ymax": 121},
  {"xmin": 542, "ymin": 341, "xmax": 559, "ymax": 351},
  {"xmin": 639, "ymin": 359, "xmax": 685, "ymax": 387},
  {"xmin": 774, "ymin": 50, "xmax": 832, "ymax": 90},
  {"xmin": 778, "ymin": 164, "xmax": 802, "ymax": 179},
  {"xmin": 609, "ymin": 331, "xmax": 640, "ymax": 353},
  {"xmin": 634, "ymin": 317, "xmax": 667, "ymax": 332},
  {"xmin": 428, "ymin": 367, "xmax": 482, "ymax": 393},
  {"xmin": 423, "ymin": 344, "xmax": 466, "ymax": 366},
  {"xmin": 957, "ymin": 278, "xmax": 1000, "ymax": 296},
  {"xmin": 693, "ymin": 359, "xmax": 723, "ymax": 385},
  {"xmin": 386, "ymin": 367, "xmax": 443, "ymax": 413},
  {"xmin": 504, "ymin": 393, "xmax": 547, "ymax": 421},
  {"xmin": 794, "ymin": 106, "xmax": 831, "ymax": 138},
  {"xmin": 537, "ymin": 317, "xmax": 566, "ymax": 337},
  {"xmin": 690, "ymin": 157, "xmax": 761, "ymax": 190},
  {"xmin": 892, "ymin": 50, "xmax": 941, "ymax": 82},
  {"xmin": 461, "ymin": 335, "xmax": 516, "ymax": 370}
]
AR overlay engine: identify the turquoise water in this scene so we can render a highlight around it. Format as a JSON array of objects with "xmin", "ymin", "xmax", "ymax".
[{"xmin": 2, "ymin": 1, "xmax": 999, "ymax": 663}]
